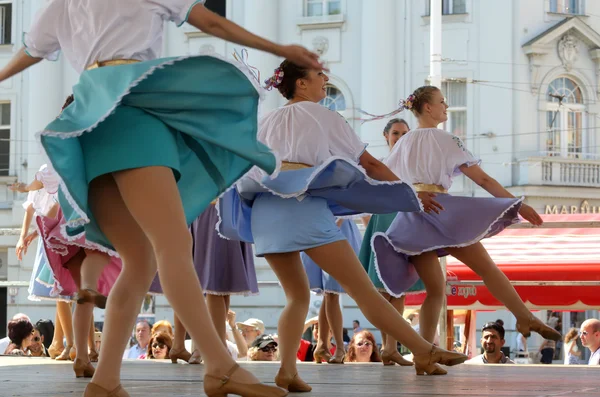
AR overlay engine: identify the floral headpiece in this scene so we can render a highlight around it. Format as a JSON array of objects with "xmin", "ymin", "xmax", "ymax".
[
  {"xmin": 264, "ymin": 67, "xmax": 284, "ymax": 90},
  {"xmin": 400, "ymin": 94, "xmax": 416, "ymax": 110}
]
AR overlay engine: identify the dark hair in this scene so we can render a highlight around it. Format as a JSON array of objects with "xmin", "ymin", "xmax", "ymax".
[
  {"xmin": 482, "ymin": 322, "xmax": 505, "ymax": 339},
  {"xmin": 35, "ymin": 319, "xmax": 54, "ymax": 349},
  {"xmin": 495, "ymin": 319, "xmax": 504, "ymax": 327},
  {"xmin": 353, "ymin": 320, "xmax": 360, "ymax": 326},
  {"xmin": 147, "ymin": 332, "xmax": 173, "ymax": 359},
  {"xmin": 276, "ymin": 60, "xmax": 309, "ymax": 100},
  {"xmin": 409, "ymin": 85, "xmax": 441, "ymax": 115},
  {"xmin": 383, "ymin": 118, "xmax": 410, "ymax": 136},
  {"xmin": 8, "ymin": 319, "xmax": 34, "ymax": 347}
]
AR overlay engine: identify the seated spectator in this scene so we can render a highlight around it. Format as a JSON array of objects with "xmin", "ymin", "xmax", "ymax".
[
  {"xmin": 466, "ymin": 322, "xmax": 514, "ymax": 364},
  {"xmin": 145, "ymin": 332, "xmax": 172, "ymax": 360},
  {"xmin": 248, "ymin": 334, "xmax": 278, "ymax": 362},
  {"xmin": 344, "ymin": 330, "xmax": 381, "ymax": 363},
  {"xmin": 151, "ymin": 320, "xmax": 173, "ymax": 339},
  {"xmin": 236, "ymin": 318, "xmax": 265, "ymax": 348},
  {"xmin": 34, "ymin": 319, "xmax": 54, "ymax": 351},
  {"xmin": 28, "ymin": 325, "xmax": 48, "ymax": 357},
  {"xmin": 4, "ymin": 319, "xmax": 34, "ymax": 356},
  {"xmin": 0, "ymin": 313, "xmax": 30, "ymax": 354},
  {"xmin": 123, "ymin": 320, "xmax": 152, "ymax": 359}
]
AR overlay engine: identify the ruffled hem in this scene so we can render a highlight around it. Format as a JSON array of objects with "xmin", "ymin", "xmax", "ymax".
[
  {"xmin": 372, "ymin": 196, "xmax": 523, "ymax": 257},
  {"xmin": 36, "ymin": 52, "xmax": 276, "ymax": 254},
  {"xmin": 250, "ymin": 155, "xmax": 423, "ymax": 212}
]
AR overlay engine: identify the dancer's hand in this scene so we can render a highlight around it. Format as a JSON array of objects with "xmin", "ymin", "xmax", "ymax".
[
  {"xmin": 23, "ymin": 231, "xmax": 38, "ymax": 250},
  {"xmin": 519, "ymin": 203, "xmax": 543, "ymax": 226},
  {"xmin": 279, "ymin": 45, "xmax": 327, "ymax": 71},
  {"xmin": 16, "ymin": 237, "xmax": 26, "ymax": 261},
  {"xmin": 9, "ymin": 182, "xmax": 28, "ymax": 193},
  {"xmin": 418, "ymin": 192, "xmax": 444, "ymax": 214}
]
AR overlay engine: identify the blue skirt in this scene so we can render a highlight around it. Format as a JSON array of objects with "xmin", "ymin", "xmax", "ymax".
[
  {"xmin": 38, "ymin": 55, "xmax": 277, "ymax": 254},
  {"xmin": 372, "ymin": 194, "xmax": 522, "ymax": 297},
  {"xmin": 301, "ymin": 219, "xmax": 362, "ymax": 295},
  {"xmin": 217, "ymin": 157, "xmax": 423, "ymax": 243},
  {"xmin": 28, "ymin": 240, "xmax": 71, "ymax": 302},
  {"xmin": 250, "ymin": 194, "xmax": 346, "ymax": 256}
]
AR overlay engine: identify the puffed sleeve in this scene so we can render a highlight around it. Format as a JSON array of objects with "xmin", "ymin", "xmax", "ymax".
[
  {"xmin": 22, "ymin": 1, "xmax": 61, "ymax": 61},
  {"xmin": 146, "ymin": 0, "xmax": 207, "ymax": 27},
  {"xmin": 35, "ymin": 164, "xmax": 59, "ymax": 195},
  {"xmin": 322, "ymin": 109, "xmax": 367, "ymax": 162},
  {"xmin": 441, "ymin": 131, "xmax": 481, "ymax": 177}
]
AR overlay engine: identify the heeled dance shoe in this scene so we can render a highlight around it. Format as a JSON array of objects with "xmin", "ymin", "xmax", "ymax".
[
  {"xmin": 84, "ymin": 383, "xmax": 129, "ymax": 397},
  {"xmin": 413, "ymin": 346, "xmax": 468, "ymax": 376},
  {"xmin": 73, "ymin": 358, "xmax": 95, "ymax": 378},
  {"xmin": 169, "ymin": 348, "xmax": 192, "ymax": 364},
  {"xmin": 48, "ymin": 344, "xmax": 64, "ymax": 359},
  {"xmin": 328, "ymin": 349, "xmax": 345, "ymax": 364},
  {"xmin": 204, "ymin": 363, "xmax": 289, "ymax": 397},
  {"xmin": 516, "ymin": 314, "xmax": 561, "ymax": 341},
  {"xmin": 76, "ymin": 289, "xmax": 108, "ymax": 309},
  {"xmin": 188, "ymin": 349, "xmax": 202, "ymax": 364},
  {"xmin": 381, "ymin": 351, "xmax": 414, "ymax": 366},
  {"xmin": 274, "ymin": 369, "xmax": 312, "ymax": 393},
  {"xmin": 55, "ymin": 345, "xmax": 73, "ymax": 361},
  {"xmin": 313, "ymin": 346, "xmax": 332, "ymax": 364},
  {"xmin": 89, "ymin": 349, "xmax": 99, "ymax": 363}
]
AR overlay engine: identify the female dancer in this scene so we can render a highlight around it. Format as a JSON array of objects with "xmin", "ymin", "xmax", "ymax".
[
  {"xmin": 14, "ymin": 165, "xmax": 121, "ymax": 378},
  {"xmin": 301, "ymin": 218, "xmax": 363, "ymax": 364},
  {"xmin": 150, "ymin": 201, "xmax": 258, "ymax": 365},
  {"xmin": 220, "ymin": 61, "xmax": 467, "ymax": 392},
  {"xmin": 359, "ymin": 118, "xmax": 425, "ymax": 365},
  {"xmin": 11, "ymin": 166, "xmax": 76, "ymax": 361},
  {"xmin": 372, "ymin": 85, "xmax": 561, "ymax": 343},
  {"xmin": 0, "ymin": 1, "xmax": 321, "ymax": 396}
]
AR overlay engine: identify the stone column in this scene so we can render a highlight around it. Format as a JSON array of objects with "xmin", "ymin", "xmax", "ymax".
[{"xmin": 359, "ymin": 0, "xmax": 397, "ymax": 159}]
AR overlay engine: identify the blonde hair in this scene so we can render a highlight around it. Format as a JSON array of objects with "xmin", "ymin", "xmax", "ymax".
[
  {"xmin": 151, "ymin": 320, "xmax": 173, "ymax": 338},
  {"xmin": 408, "ymin": 86, "xmax": 441, "ymax": 116},
  {"xmin": 564, "ymin": 328, "xmax": 579, "ymax": 344}
]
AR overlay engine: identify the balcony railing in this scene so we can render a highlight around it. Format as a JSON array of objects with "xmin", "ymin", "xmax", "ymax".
[{"xmin": 518, "ymin": 156, "xmax": 600, "ymax": 187}]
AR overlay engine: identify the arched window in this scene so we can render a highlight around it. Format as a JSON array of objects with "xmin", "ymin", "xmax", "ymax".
[
  {"xmin": 319, "ymin": 85, "xmax": 346, "ymax": 112},
  {"xmin": 545, "ymin": 77, "xmax": 585, "ymax": 158}
]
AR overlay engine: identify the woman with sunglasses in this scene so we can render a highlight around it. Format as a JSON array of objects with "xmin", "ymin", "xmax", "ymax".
[
  {"xmin": 145, "ymin": 332, "xmax": 172, "ymax": 360},
  {"xmin": 344, "ymin": 330, "xmax": 381, "ymax": 363},
  {"xmin": 4, "ymin": 319, "xmax": 34, "ymax": 356}
]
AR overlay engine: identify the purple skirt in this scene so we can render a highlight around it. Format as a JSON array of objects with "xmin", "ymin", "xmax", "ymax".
[
  {"xmin": 372, "ymin": 194, "xmax": 522, "ymax": 297},
  {"xmin": 150, "ymin": 204, "xmax": 259, "ymax": 296}
]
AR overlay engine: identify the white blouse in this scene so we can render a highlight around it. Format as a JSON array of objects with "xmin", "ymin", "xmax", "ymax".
[
  {"xmin": 385, "ymin": 128, "xmax": 480, "ymax": 190},
  {"xmin": 256, "ymin": 101, "xmax": 366, "ymax": 167},
  {"xmin": 24, "ymin": 0, "xmax": 205, "ymax": 73},
  {"xmin": 22, "ymin": 164, "xmax": 59, "ymax": 217}
]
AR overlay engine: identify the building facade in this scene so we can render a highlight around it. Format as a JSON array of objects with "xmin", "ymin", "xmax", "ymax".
[{"xmin": 0, "ymin": 0, "xmax": 598, "ymax": 351}]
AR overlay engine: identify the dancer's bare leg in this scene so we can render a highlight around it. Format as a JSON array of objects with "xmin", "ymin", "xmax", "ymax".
[
  {"xmin": 265, "ymin": 252, "xmax": 311, "ymax": 389},
  {"xmin": 89, "ymin": 168, "xmax": 261, "ymax": 391},
  {"xmin": 74, "ymin": 251, "xmax": 110, "ymax": 364},
  {"xmin": 55, "ymin": 298, "xmax": 76, "ymax": 360},
  {"xmin": 314, "ymin": 297, "xmax": 330, "ymax": 362},
  {"xmin": 49, "ymin": 303, "xmax": 65, "ymax": 358},
  {"xmin": 410, "ymin": 252, "xmax": 445, "ymax": 343},
  {"xmin": 380, "ymin": 292, "xmax": 405, "ymax": 355},
  {"xmin": 324, "ymin": 293, "xmax": 345, "ymax": 361},
  {"xmin": 207, "ymin": 294, "xmax": 228, "ymax": 345},
  {"xmin": 446, "ymin": 243, "xmax": 560, "ymax": 340},
  {"xmin": 304, "ymin": 241, "xmax": 432, "ymax": 355},
  {"xmin": 170, "ymin": 314, "xmax": 192, "ymax": 360}
]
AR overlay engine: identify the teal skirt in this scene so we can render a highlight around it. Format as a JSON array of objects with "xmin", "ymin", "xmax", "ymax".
[
  {"xmin": 38, "ymin": 55, "xmax": 276, "ymax": 253},
  {"xmin": 359, "ymin": 213, "xmax": 425, "ymax": 294}
]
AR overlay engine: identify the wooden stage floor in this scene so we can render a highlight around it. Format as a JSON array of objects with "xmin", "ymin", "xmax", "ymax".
[{"xmin": 1, "ymin": 357, "xmax": 599, "ymax": 396}]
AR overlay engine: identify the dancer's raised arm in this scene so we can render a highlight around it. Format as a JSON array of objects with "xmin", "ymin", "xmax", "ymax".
[
  {"xmin": 188, "ymin": 5, "xmax": 322, "ymax": 70},
  {"xmin": 460, "ymin": 164, "xmax": 543, "ymax": 226},
  {"xmin": 0, "ymin": 48, "xmax": 42, "ymax": 82}
]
